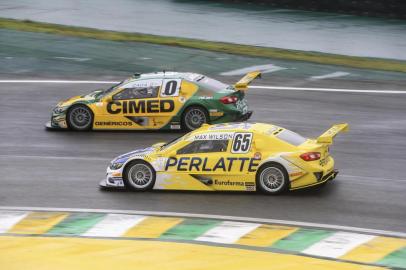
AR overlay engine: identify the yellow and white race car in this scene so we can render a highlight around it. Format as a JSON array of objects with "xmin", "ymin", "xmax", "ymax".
[
  {"xmin": 100, "ymin": 122, "xmax": 349, "ymax": 194},
  {"xmin": 46, "ymin": 71, "xmax": 260, "ymax": 131}
]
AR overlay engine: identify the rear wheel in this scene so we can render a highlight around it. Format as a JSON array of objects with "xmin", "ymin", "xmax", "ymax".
[
  {"xmin": 67, "ymin": 105, "xmax": 93, "ymax": 131},
  {"xmin": 182, "ymin": 106, "xmax": 208, "ymax": 131},
  {"xmin": 123, "ymin": 160, "xmax": 156, "ymax": 191},
  {"xmin": 256, "ymin": 163, "xmax": 289, "ymax": 195}
]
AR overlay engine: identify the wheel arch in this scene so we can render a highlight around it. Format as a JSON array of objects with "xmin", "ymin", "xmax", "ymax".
[
  {"xmin": 66, "ymin": 102, "xmax": 95, "ymax": 129},
  {"xmin": 256, "ymin": 160, "xmax": 291, "ymax": 193}
]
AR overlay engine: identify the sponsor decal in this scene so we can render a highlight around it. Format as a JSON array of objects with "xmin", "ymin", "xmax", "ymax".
[
  {"xmin": 170, "ymin": 124, "xmax": 181, "ymax": 130},
  {"xmin": 95, "ymin": 121, "xmax": 133, "ymax": 126},
  {"xmin": 164, "ymin": 157, "xmax": 260, "ymax": 172},
  {"xmin": 107, "ymin": 100, "xmax": 175, "ymax": 114},
  {"xmin": 189, "ymin": 132, "xmax": 234, "ymax": 141},
  {"xmin": 214, "ymin": 180, "xmax": 255, "ymax": 187}
]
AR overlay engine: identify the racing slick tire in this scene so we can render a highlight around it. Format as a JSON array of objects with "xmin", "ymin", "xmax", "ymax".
[
  {"xmin": 67, "ymin": 105, "xmax": 93, "ymax": 131},
  {"xmin": 181, "ymin": 106, "xmax": 209, "ymax": 131},
  {"xmin": 256, "ymin": 162, "xmax": 289, "ymax": 195},
  {"xmin": 123, "ymin": 160, "xmax": 156, "ymax": 191}
]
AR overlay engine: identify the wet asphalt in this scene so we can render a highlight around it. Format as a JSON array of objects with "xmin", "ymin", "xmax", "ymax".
[{"xmin": 0, "ymin": 75, "xmax": 405, "ymax": 232}]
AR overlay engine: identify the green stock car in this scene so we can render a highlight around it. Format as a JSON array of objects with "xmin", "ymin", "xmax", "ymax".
[{"xmin": 46, "ymin": 71, "xmax": 260, "ymax": 131}]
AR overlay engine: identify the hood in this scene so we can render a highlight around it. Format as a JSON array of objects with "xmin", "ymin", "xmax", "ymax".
[
  {"xmin": 113, "ymin": 146, "xmax": 156, "ymax": 163},
  {"xmin": 57, "ymin": 89, "xmax": 103, "ymax": 107}
]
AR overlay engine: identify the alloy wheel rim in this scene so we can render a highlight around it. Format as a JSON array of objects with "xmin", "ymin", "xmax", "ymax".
[
  {"xmin": 185, "ymin": 109, "xmax": 206, "ymax": 129},
  {"xmin": 128, "ymin": 164, "xmax": 153, "ymax": 188},
  {"xmin": 70, "ymin": 107, "xmax": 91, "ymax": 127},
  {"xmin": 260, "ymin": 167, "xmax": 285, "ymax": 192}
]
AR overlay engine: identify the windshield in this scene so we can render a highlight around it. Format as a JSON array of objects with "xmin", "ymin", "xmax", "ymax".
[
  {"xmin": 98, "ymin": 80, "xmax": 127, "ymax": 97},
  {"xmin": 160, "ymin": 134, "xmax": 186, "ymax": 150},
  {"xmin": 276, "ymin": 129, "xmax": 307, "ymax": 146},
  {"xmin": 196, "ymin": 76, "xmax": 230, "ymax": 92}
]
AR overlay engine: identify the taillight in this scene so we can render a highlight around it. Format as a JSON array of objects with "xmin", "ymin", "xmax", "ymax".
[
  {"xmin": 300, "ymin": 152, "xmax": 321, "ymax": 161},
  {"xmin": 220, "ymin": 96, "xmax": 238, "ymax": 104}
]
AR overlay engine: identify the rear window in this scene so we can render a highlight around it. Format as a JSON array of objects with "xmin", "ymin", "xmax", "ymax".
[
  {"xmin": 276, "ymin": 129, "xmax": 307, "ymax": 146},
  {"xmin": 196, "ymin": 76, "xmax": 228, "ymax": 92}
]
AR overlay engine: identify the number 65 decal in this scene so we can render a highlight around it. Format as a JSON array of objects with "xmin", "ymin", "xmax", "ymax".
[
  {"xmin": 161, "ymin": 79, "xmax": 181, "ymax": 97},
  {"xmin": 232, "ymin": 133, "xmax": 253, "ymax": 153}
]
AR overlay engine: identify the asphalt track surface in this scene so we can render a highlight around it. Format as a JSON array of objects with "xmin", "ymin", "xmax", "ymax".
[{"xmin": 1, "ymin": 74, "xmax": 406, "ymax": 233}]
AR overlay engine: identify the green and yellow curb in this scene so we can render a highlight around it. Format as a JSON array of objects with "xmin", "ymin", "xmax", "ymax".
[{"xmin": 0, "ymin": 209, "xmax": 405, "ymax": 269}]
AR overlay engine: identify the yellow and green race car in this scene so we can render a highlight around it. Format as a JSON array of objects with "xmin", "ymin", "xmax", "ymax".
[
  {"xmin": 46, "ymin": 71, "xmax": 260, "ymax": 131},
  {"xmin": 100, "ymin": 122, "xmax": 349, "ymax": 194}
]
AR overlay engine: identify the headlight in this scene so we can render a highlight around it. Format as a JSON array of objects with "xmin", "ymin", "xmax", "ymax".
[
  {"xmin": 110, "ymin": 162, "xmax": 124, "ymax": 170},
  {"xmin": 53, "ymin": 106, "xmax": 68, "ymax": 114}
]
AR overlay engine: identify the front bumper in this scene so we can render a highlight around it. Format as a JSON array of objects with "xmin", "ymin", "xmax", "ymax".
[{"xmin": 99, "ymin": 177, "xmax": 125, "ymax": 189}]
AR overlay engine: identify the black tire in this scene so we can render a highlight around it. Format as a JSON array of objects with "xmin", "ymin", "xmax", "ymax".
[
  {"xmin": 256, "ymin": 162, "xmax": 289, "ymax": 195},
  {"xmin": 123, "ymin": 160, "xmax": 156, "ymax": 191},
  {"xmin": 181, "ymin": 106, "xmax": 209, "ymax": 131},
  {"xmin": 67, "ymin": 105, "xmax": 93, "ymax": 131}
]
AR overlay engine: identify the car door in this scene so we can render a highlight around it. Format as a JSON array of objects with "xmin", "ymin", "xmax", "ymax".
[
  {"xmin": 94, "ymin": 79, "xmax": 162, "ymax": 129},
  {"xmin": 164, "ymin": 131, "xmax": 259, "ymax": 191},
  {"xmin": 158, "ymin": 79, "xmax": 199, "ymax": 129}
]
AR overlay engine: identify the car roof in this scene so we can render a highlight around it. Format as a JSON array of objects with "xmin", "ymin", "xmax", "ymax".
[
  {"xmin": 132, "ymin": 71, "xmax": 203, "ymax": 81},
  {"xmin": 194, "ymin": 123, "xmax": 284, "ymax": 137}
]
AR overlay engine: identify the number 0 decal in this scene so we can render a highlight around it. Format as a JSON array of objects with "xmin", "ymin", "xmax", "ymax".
[
  {"xmin": 161, "ymin": 79, "xmax": 181, "ymax": 97},
  {"xmin": 232, "ymin": 133, "xmax": 253, "ymax": 153}
]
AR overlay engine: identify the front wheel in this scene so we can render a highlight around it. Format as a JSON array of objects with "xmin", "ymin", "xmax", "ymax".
[
  {"xmin": 67, "ymin": 105, "xmax": 93, "ymax": 131},
  {"xmin": 123, "ymin": 160, "xmax": 156, "ymax": 191},
  {"xmin": 182, "ymin": 106, "xmax": 208, "ymax": 131},
  {"xmin": 256, "ymin": 163, "xmax": 289, "ymax": 195}
]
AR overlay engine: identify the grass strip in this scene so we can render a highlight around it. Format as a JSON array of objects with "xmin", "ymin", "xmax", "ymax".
[{"xmin": 1, "ymin": 17, "xmax": 406, "ymax": 73}]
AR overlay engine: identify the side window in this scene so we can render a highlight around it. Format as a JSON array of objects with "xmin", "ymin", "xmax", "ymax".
[
  {"xmin": 177, "ymin": 140, "xmax": 229, "ymax": 155},
  {"xmin": 113, "ymin": 86, "xmax": 159, "ymax": 100}
]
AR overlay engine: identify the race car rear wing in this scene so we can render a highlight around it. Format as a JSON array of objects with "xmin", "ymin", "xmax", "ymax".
[
  {"xmin": 234, "ymin": 71, "xmax": 261, "ymax": 91},
  {"xmin": 317, "ymin": 123, "xmax": 349, "ymax": 144}
]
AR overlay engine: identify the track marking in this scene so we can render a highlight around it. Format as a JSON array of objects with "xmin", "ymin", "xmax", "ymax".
[
  {"xmin": 196, "ymin": 221, "xmax": 260, "ymax": 244},
  {"xmin": 310, "ymin": 72, "xmax": 350, "ymax": 80},
  {"xmin": 303, "ymin": 232, "xmax": 376, "ymax": 258},
  {"xmin": 0, "ymin": 80, "xmax": 118, "ymax": 84},
  {"xmin": 54, "ymin": 56, "xmax": 91, "ymax": 62},
  {"xmin": 82, "ymin": 214, "xmax": 146, "ymax": 237},
  {"xmin": 248, "ymin": 85, "xmax": 406, "ymax": 94},
  {"xmin": 0, "ymin": 154, "xmax": 109, "ymax": 161},
  {"xmin": 0, "ymin": 80, "xmax": 404, "ymax": 94},
  {"xmin": 0, "ymin": 211, "xmax": 28, "ymax": 233},
  {"xmin": 1, "ymin": 206, "xmax": 405, "ymax": 238}
]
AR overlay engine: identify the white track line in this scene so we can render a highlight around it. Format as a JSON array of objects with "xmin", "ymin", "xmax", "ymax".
[
  {"xmin": 0, "ymin": 206, "xmax": 405, "ymax": 238},
  {"xmin": 249, "ymin": 85, "xmax": 406, "ymax": 94},
  {"xmin": 0, "ymin": 80, "xmax": 118, "ymax": 84},
  {"xmin": 0, "ymin": 154, "xmax": 109, "ymax": 161},
  {"xmin": 0, "ymin": 80, "xmax": 405, "ymax": 94}
]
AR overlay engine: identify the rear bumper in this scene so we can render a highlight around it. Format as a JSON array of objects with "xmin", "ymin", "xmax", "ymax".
[
  {"xmin": 290, "ymin": 169, "xmax": 338, "ymax": 190},
  {"xmin": 237, "ymin": 111, "xmax": 253, "ymax": 122}
]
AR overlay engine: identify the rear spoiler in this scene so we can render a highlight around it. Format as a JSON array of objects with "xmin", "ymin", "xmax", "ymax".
[
  {"xmin": 234, "ymin": 71, "xmax": 261, "ymax": 91},
  {"xmin": 317, "ymin": 123, "xmax": 349, "ymax": 144}
]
